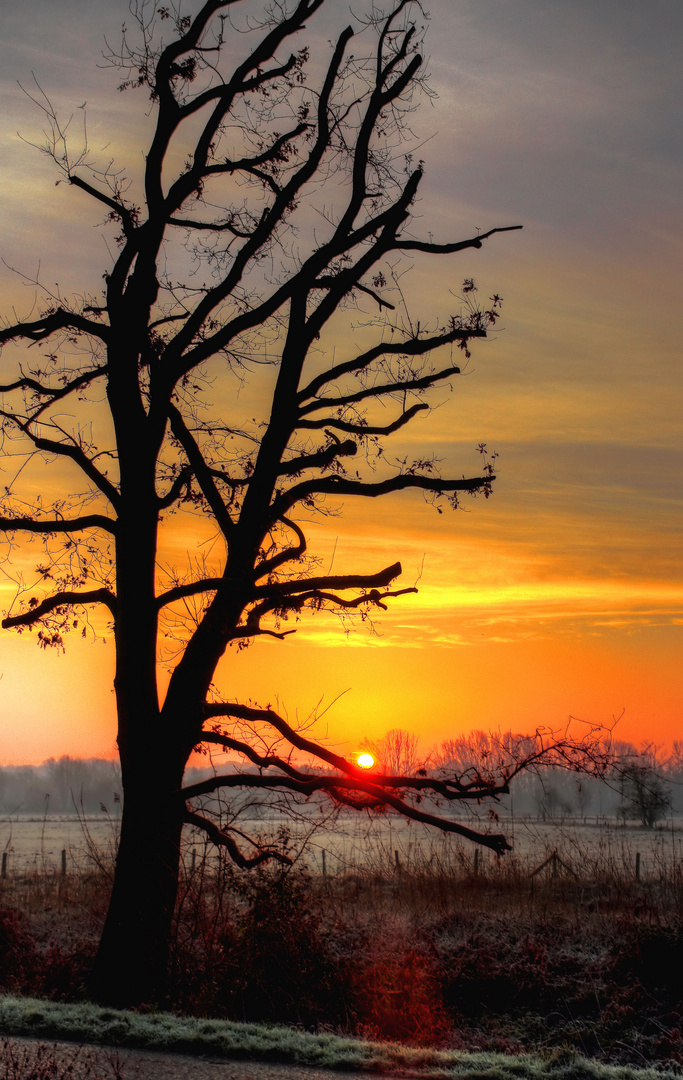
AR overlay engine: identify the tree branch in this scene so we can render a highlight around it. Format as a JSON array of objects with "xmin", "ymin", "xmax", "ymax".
[
  {"xmin": 252, "ymin": 560, "xmax": 402, "ymax": 600},
  {"xmin": 277, "ymin": 438, "xmax": 357, "ymax": 476},
  {"xmin": 183, "ymin": 809, "xmax": 292, "ymax": 868},
  {"xmin": 157, "ymin": 465, "xmax": 193, "ymax": 510},
  {"xmin": 202, "ymin": 701, "xmax": 357, "ymax": 774},
  {"xmin": 232, "ymin": 624, "xmax": 297, "ymax": 641},
  {"xmin": 272, "ymin": 472, "xmax": 494, "ymax": 517},
  {"xmin": 168, "ymin": 215, "xmax": 251, "ymax": 236},
  {"xmin": 167, "ymin": 402, "xmax": 234, "ymax": 536},
  {"xmin": 156, "ymin": 577, "xmax": 223, "ymax": 612},
  {"xmin": 0, "ymin": 366, "xmax": 108, "ymax": 404},
  {"xmin": 297, "ymin": 331, "xmax": 465, "ymax": 403},
  {"xmin": 253, "ymin": 516, "xmax": 307, "ymax": 581},
  {"xmin": 0, "ymin": 412, "xmax": 120, "ymax": 509},
  {"xmin": 314, "ymin": 277, "xmax": 396, "ymax": 311},
  {"xmin": 181, "ymin": 773, "xmax": 511, "ymax": 854},
  {"xmin": 2, "ymin": 588, "xmax": 117, "ymax": 628},
  {"xmin": 264, "ymin": 584, "xmax": 417, "ymax": 614},
  {"xmin": 161, "ymin": 21, "xmax": 354, "ymax": 376},
  {"xmin": 0, "ymin": 513, "xmax": 117, "ymax": 536},
  {"xmin": 299, "ymin": 363, "xmax": 464, "ymax": 416},
  {"xmin": 297, "ymin": 402, "xmax": 428, "ymax": 434},
  {"xmin": 68, "ymin": 175, "xmax": 137, "ymax": 238},
  {"xmin": 0, "ymin": 307, "xmax": 110, "ymax": 347},
  {"xmin": 200, "ymin": 729, "xmax": 311, "ymax": 781},
  {"xmin": 396, "ymin": 224, "xmax": 523, "ymax": 254}
]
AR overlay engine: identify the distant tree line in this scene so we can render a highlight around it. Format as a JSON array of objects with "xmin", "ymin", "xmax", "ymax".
[
  {"xmin": 2, "ymin": 736, "xmax": 680, "ymax": 826},
  {"xmin": 363, "ymin": 729, "xmax": 683, "ymax": 827},
  {"xmin": 0, "ymin": 756, "xmax": 235, "ymax": 817},
  {"xmin": 0, "ymin": 757, "xmax": 122, "ymax": 815}
]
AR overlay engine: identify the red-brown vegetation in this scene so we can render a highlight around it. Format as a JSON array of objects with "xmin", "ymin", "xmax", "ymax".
[{"xmin": 2, "ymin": 849, "xmax": 682, "ymax": 1067}]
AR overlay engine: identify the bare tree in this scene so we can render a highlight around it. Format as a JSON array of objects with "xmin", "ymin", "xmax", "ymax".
[
  {"xmin": 0, "ymin": 0, "xmax": 604, "ymax": 1005},
  {"xmin": 361, "ymin": 728, "xmax": 422, "ymax": 775},
  {"xmin": 617, "ymin": 763, "xmax": 672, "ymax": 829}
]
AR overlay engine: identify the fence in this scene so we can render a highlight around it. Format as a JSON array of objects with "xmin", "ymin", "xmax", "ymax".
[{"xmin": 3, "ymin": 812, "xmax": 683, "ymax": 887}]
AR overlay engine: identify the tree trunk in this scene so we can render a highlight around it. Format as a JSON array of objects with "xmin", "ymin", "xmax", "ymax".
[{"xmin": 89, "ymin": 776, "xmax": 184, "ymax": 1006}]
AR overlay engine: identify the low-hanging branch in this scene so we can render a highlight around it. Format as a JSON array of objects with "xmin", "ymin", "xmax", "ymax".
[
  {"xmin": 184, "ymin": 764, "xmax": 509, "ymax": 805},
  {"xmin": 203, "ymin": 700, "xmax": 362, "ymax": 775},
  {"xmin": 200, "ymin": 725, "xmax": 513, "ymax": 805},
  {"xmin": 183, "ymin": 808, "xmax": 293, "ymax": 868},
  {"xmin": 180, "ymin": 772, "xmax": 512, "ymax": 854},
  {"xmin": 200, "ymin": 729, "xmax": 310, "ymax": 780}
]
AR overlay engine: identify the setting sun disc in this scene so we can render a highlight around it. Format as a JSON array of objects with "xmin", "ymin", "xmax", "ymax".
[{"xmin": 356, "ymin": 752, "xmax": 375, "ymax": 769}]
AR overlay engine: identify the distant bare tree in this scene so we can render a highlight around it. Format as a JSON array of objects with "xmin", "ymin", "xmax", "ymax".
[
  {"xmin": 618, "ymin": 763, "xmax": 671, "ymax": 829},
  {"xmin": 361, "ymin": 728, "xmax": 422, "ymax": 775},
  {"xmin": 434, "ymin": 730, "xmax": 538, "ymax": 781},
  {"xmin": 669, "ymin": 741, "xmax": 683, "ymax": 776}
]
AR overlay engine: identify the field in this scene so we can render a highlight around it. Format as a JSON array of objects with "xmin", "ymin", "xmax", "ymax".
[
  {"xmin": 3, "ymin": 809, "xmax": 683, "ymax": 880},
  {"xmin": 2, "ymin": 813, "xmax": 683, "ymax": 1068}
]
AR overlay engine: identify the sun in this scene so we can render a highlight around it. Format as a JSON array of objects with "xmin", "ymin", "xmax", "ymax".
[{"xmin": 356, "ymin": 752, "xmax": 375, "ymax": 770}]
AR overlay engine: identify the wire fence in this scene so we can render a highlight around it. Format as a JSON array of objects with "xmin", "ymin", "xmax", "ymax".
[{"xmin": 3, "ymin": 811, "xmax": 683, "ymax": 888}]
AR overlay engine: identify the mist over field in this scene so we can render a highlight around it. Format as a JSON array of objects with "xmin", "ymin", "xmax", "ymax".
[
  {"xmin": 3, "ymin": 747, "xmax": 683, "ymax": 884},
  {"xmin": 2, "ymin": 748, "xmax": 683, "ymax": 819}
]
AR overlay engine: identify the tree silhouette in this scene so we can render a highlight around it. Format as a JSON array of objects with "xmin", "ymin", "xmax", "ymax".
[
  {"xmin": 618, "ymin": 763, "xmax": 671, "ymax": 829},
  {"xmin": 0, "ymin": 0, "xmax": 601, "ymax": 1005}
]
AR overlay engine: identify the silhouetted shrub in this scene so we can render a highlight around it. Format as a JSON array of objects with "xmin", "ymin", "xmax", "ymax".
[{"xmin": 171, "ymin": 861, "xmax": 349, "ymax": 1027}]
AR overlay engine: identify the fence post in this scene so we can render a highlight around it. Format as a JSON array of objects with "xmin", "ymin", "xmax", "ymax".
[
  {"xmin": 395, "ymin": 850, "xmax": 401, "ymax": 876},
  {"xmin": 474, "ymin": 848, "xmax": 479, "ymax": 877},
  {"xmin": 61, "ymin": 849, "xmax": 67, "ymax": 877},
  {"xmin": 191, "ymin": 849, "xmax": 196, "ymax": 873},
  {"xmin": 1, "ymin": 852, "xmax": 6, "ymax": 879},
  {"xmin": 322, "ymin": 849, "xmax": 327, "ymax": 878},
  {"xmin": 635, "ymin": 852, "xmax": 641, "ymax": 881}
]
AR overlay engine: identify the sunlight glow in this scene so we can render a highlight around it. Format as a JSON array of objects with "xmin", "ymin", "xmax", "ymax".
[{"xmin": 356, "ymin": 752, "xmax": 375, "ymax": 770}]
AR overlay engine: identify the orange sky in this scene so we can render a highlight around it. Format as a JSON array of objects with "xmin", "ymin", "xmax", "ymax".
[{"xmin": 0, "ymin": 0, "xmax": 681, "ymax": 766}]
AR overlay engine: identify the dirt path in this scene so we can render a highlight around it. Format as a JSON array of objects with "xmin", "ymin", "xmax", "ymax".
[{"xmin": 1, "ymin": 1036, "xmax": 365, "ymax": 1080}]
